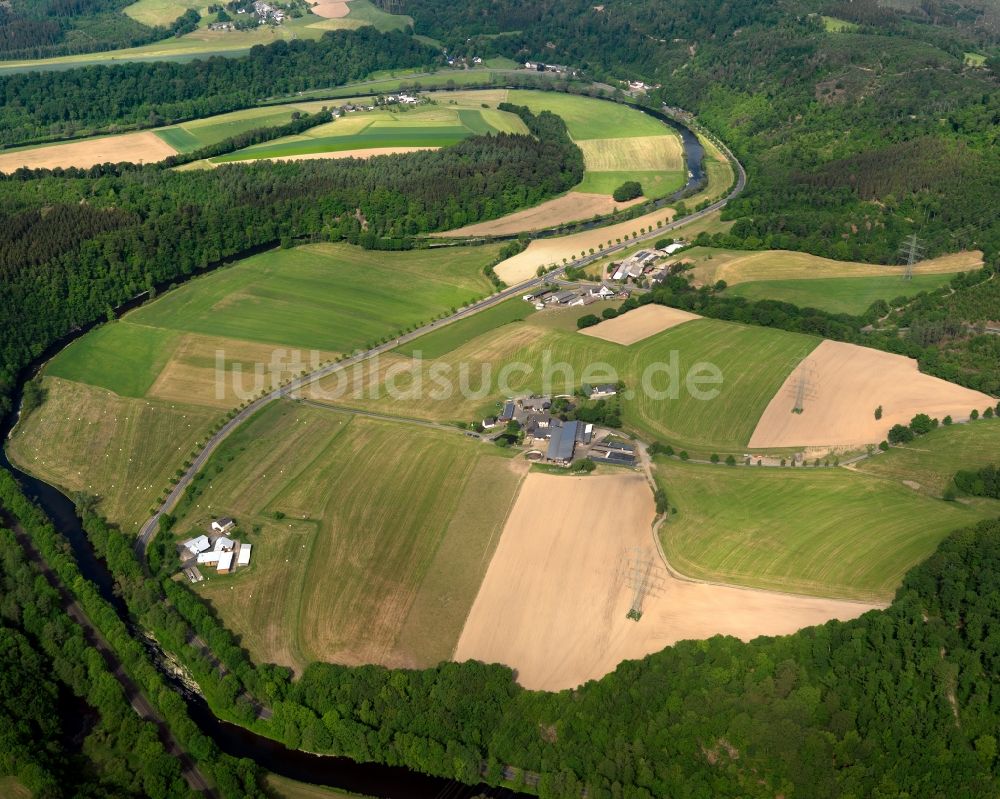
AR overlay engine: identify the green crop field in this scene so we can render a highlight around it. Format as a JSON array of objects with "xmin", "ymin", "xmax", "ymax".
[
  {"xmin": 506, "ymin": 90, "xmax": 668, "ymax": 140},
  {"xmin": 177, "ymin": 401, "xmax": 525, "ymax": 672},
  {"xmin": 655, "ymin": 457, "xmax": 995, "ymax": 600},
  {"xmin": 215, "ymin": 102, "xmax": 528, "ymax": 162},
  {"xmin": 155, "ymin": 106, "xmax": 303, "ymax": 152},
  {"xmin": 576, "ymin": 170, "xmax": 685, "ymax": 198},
  {"xmin": 313, "ymin": 314, "xmax": 816, "ymax": 454},
  {"xmin": 726, "ymin": 274, "xmax": 954, "ymax": 315},
  {"xmin": 127, "ymin": 243, "xmax": 497, "ymax": 352},
  {"xmin": 855, "ymin": 418, "xmax": 1000, "ymax": 497},
  {"xmin": 46, "ymin": 322, "xmax": 181, "ymax": 398},
  {"xmin": 396, "ymin": 297, "xmax": 535, "ymax": 359}
]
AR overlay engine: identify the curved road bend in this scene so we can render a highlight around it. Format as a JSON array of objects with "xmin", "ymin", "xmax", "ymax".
[{"xmin": 136, "ymin": 140, "xmax": 746, "ymax": 556}]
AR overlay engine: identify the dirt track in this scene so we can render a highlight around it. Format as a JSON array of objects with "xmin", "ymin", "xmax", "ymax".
[
  {"xmin": 453, "ymin": 473, "xmax": 875, "ymax": 690},
  {"xmin": 440, "ymin": 192, "xmax": 643, "ymax": 237},
  {"xmin": 748, "ymin": 339, "xmax": 995, "ymax": 449},
  {"xmin": 0, "ymin": 131, "xmax": 178, "ymax": 172},
  {"xmin": 580, "ymin": 304, "xmax": 702, "ymax": 345}
]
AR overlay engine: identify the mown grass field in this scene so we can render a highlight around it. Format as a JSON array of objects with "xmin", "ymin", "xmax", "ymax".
[
  {"xmin": 214, "ymin": 102, "xmax": 528, "ymax": 162},
  {"xmin": 177, "ymin": 401, "xmax": 525, "ymax": 672},
  {"xmin": 7, "ymin": 377, "xmax": 217, "ymax": 533},
  {"xmin": 855, "ymin": 418, "xmax": 1000, "ymax": 498},
  {"xmin": 128, "ymin": 243, "xmax": 497, "ymax": 352},
  {"xmin": 507, "ymin": 90, "xmax": 668, "ymax": 140},
  {"xmin": 311, "ymin": 314, "xmax": 816, "ymax": 454},
  {"xmin": 655, "ymin": 457, "xmax": 995, "ymax": 600},
  {"xmin": 726, "ymin": 273, "xmax": 954, "ymax": 315},
  {"xmin": 396, "ymin": 297, "xmax": 535, "ymax": 359},
  {"xmin": 576, "ymin": 169, "xmax": 685, "ymax": 198},
  {"xmin": 123, "ymin": 0, "xmax": 195, "ymax": 26},
  {"xmin": 155, "ymin": 106, "xmax": 305, "ymax": 152}
]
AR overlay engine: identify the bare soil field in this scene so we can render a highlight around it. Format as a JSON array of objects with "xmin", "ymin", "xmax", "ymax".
[
  {"xmin": 690, "ymin": 248, "xmax": 984, "ymax": 287},
  {"xmin": 311, "ymin": 0, "xmax": 350, "ymax": 17},
  {"xmin": 580, "ymin": 304, "xmax": 702, "ymax": 345},
  {"xmin": 440, "ymin": 192, "xmax": 644, "ymax": 237},
  {"xmin": 494, "ymin": 206, "xmax": 677, "ymax": 285},
  {"xmin": 576, "ymin": 135, "xmax": 684, "ymax": 172},
  {"xmin": 453, "ymin": 473, "xmax": 875, "ymax": 691},
  {"xmin": 0, "ymin": 131, "xmax": 178, "ymax": 172},
  {"xmin": 748, "ymin": 339, "xmax": 995, "ymax": 449}
]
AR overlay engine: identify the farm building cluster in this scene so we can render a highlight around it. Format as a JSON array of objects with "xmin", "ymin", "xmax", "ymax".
[
  {"xmin": 179, "ymin": 518, "xmax": 253, "ymax": 583},
  {"xmin": 485, "ymin": 394, "xmax": 638, "ymax": 467},
  {"xmin": 523, "ymin": 282, "xmax": 628, "ymax": 310},
  {"xmin": 609, "ymin": 242, "xmax": 688, "ymax": 283}
]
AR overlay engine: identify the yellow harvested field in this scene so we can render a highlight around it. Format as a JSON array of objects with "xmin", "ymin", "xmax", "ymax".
[
  {"xmin": 577, "ymin": 135, "xmax": 684, "ymax": 172},
  {"xmin": 440, "ymin": 192, "xmax": 643, "ymax": 237},
  {"xmin": 579, "ymin": 304, "xmax": 702, "ymax": 345},
  {"xmin": 692, "ymin": 249, "xmax": 984, "ymax": 286},
  {"xmin": 146, "ymin": 333, "xmax": 340, "ymax": 408},
  {"xmin": 0, "ymin": 131, "xmax": 177, "ymax": 172},
  {"xmin": 311, "ymin": 0, "xmax": 350, "ymax": 17},
  {"xmin": 494, "ymin": 206, "xmax": 677, "ymax": 285},
  {"xmin": 227, "ymin": 146, "xmax": 439, "ymax": 164},
  {"xmin": 454, "ymin": 473, "xmax": 875, "ymax": 691},
  {"xmin": 748, "ymin": 339, "xmax": 995, "ymax": 449}
]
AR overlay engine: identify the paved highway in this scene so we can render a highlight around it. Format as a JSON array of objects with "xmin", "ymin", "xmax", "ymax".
[{"xmin": 136, "ymin": 128, "xmax": 746, "ymax": 556}]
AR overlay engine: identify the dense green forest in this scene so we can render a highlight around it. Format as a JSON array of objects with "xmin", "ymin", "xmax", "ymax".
[
  {"xmin": 0, "ymin": 102, "xmax": 581, "ymax": 417},
  {"xmin": 7, "ymin": 471, "xmax": 1000, "ymax": 798},
  {"xmin": 0, "ymin": 0, "xmax": 197, "ymax": 60},
  {"xmin": 0, "ymin": 29, "xmax": 436, "ymax": 146},
  {"xmin": 392, "ymin": 0, "xmax": 1000, "ymax": 263}
]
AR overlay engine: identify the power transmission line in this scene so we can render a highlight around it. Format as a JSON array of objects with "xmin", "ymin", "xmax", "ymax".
[{"xmin": 898, "ymin": 233, "xmax": 923, "ymax": 281}]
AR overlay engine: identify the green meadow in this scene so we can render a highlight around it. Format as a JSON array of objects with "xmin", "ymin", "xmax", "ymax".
[
  {"xmin": 396, "ymin": 297, "xmax": 535, "ymax": 359},
  {"xmin": 506, "ymin": 90, "xmax": 668, "ymax": 140},
  {"xmin": 125, "ymin": 243, "xmax": 498, "ymax": 353},
  {"xmin": 576, "ymin": 169, "xmax": 686, "ymax": 198},
  {"xmin": 656, "ymin": 457, "xmax": 995, "ymax": 600},
  {"xmin": 726, "ymin": 273, "xmax": 954, "ymax": 315}
]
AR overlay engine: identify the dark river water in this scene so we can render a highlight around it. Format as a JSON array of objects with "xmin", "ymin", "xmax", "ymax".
[{"xmin": 0, "ymin": 100, "xmax": 706, "ymax": 797}]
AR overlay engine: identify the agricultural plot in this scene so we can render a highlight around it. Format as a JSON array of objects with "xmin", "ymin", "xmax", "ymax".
[
  {"xmin": 127, "ymin": 243, "xmax": 496, "ymax": 353},
  {"xmin": 7, "ymin": 377, "xmax": 217, "ymax": 533},
  {"xmin": 855, "ymin": 419, "xmax": 1000, "ymax": 498},
  {"xmin": 396, "ymin": 297, "xmax": 535, "ymax": 360},
  {"xmin": 749, "ymin": 340, "xmax": 994, "ymax": 450},
  {"xmin": 179, "ymin": 402, "xmax": 526, "ymax": 672},
  {"xmin": 726, "ymin": 273, "xmax": 955, "ymax": 315},
  {"xmin": 214, "ymin": 103, "xmax": 527, "ymax": 162},
  {"xmin": 454, "ymin": 472, "xmax": 874, "ymax": 690},
  {"xmin": 124, "ymin": 0, "xmax": 195, "ymax": 26},
  {"xmin": 509, "ymin": 90, "xmax": 685, "ymax": 202},
  {"xmin": 655, "ymin": 457, "xmax": 994, "ymax": 600},
  {"xmin": 0, "ymin": 131, "xmax": 178, "ymax": 172},
  {"xmin": 11, "ymin": 243, "xmax": 498, "ymax": 532},
  {"xmin": 308, "ymin": 315, "xmax": 816, "ymax": 455},
  {"xmin": 688, "ymin": 248, "xmax": 983, "ymax": 287},
  {"xmin": 155, "ymin": 106, "xmax": 307, "ymax": 151}
]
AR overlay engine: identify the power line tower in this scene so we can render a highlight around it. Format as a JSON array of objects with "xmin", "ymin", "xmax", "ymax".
[
  {"xmin": 786, "ymin": 359, "xmax": 819, "ymax": 415},
  {"xmin": 899, "ymin": 234, "xmax": 923, "ymax": 281},
  {"xmin": 625, "ymin": 547, "xmax": 665, "ymax": 621}
]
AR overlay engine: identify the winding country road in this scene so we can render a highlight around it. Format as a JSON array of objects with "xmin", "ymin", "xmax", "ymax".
[{"xmin": 136, "ymin": 120, "xmax": 746, "ymax": 556}]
